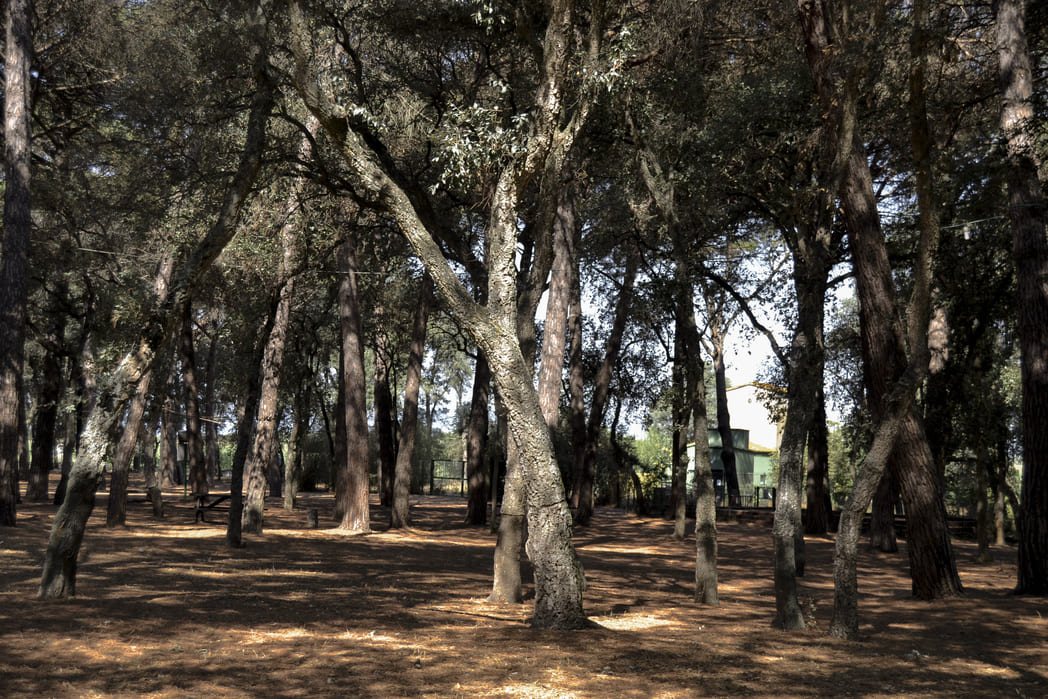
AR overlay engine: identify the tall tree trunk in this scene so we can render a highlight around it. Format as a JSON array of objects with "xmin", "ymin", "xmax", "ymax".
[
  {"xmin": 996, "ymin": 0, "xmax": 1048, "ymax": 596},
  {"xmin": 0, "ymin": 0, "xmax": 33, "ymax": 526},
  {"xmin": 574, "ymin": 247, "xmax": 638, "ymax": 525},
  {"xmin": 226, "ymin": 320, "xmax": 270, "ymax": 548},
  {"xmin": 568, "ymin": 251, "xmax": 587, "ymax": 514},
  {"xmin": 465, "ymin": 354, "xmax": 491, "ymax": 525},
  {"xmin": 670, "ymin": 301, "xmax": 689, "ymax": 537},
  {"xmin": 38, "ymin": 39, "xmax": 274, "ymax": 597},
  {"xmin": 285, "ymin": 380, "xmax": 311, "ymax": 511},
  {"xmin": 710, "ymin": 326, "xmax": 741, "ymax": 507},
  {"xmin": 335, "ymin": 237, "xmax": 371, "ymax": 533},
  {"xmin": 203, "ymin": 309, "xmax": 222, "ymax": 483},
  {"xmin": 181, "ymin": 301, "xmax": 208, "ymax": 499},
  {"xmin": 391, "ymin": 275, "xmax": 432, "ymax": 528},
  {"xmin": 489, "ymin": 434, "xmax": 525, "ymax": 604},
  {"xmin": 798, "ymin": 0, "xmax": 961, "ymax": 600},
  {"xmin": 27, "ymin": 328, "xmax": 62, "ymax": 502},
  {"xmin": 242, "ymin": 282, "xmax": 295, "ymax": 533},
  {"xmin": 107, "ymin": 253, "xmax": 175, "ymax": 526},
  {"xmin": 804, "ymin": 386, "xmax": 832, "ymax": 535},
  {"xmin": 373, "ymin": 321, "xmax": 396, "ymax": 507},
  {"xmin": 679, "ymin": 287, "xmax": 718, "ymax": 604},
  {"xmin": 160, "ymin": 376, "xmax": 180, "ymax": 487}
]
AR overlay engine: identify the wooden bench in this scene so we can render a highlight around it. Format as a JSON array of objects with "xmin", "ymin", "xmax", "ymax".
[{"xmin": 192, "ymin": 493, "xmax": 231, "ymax": 523}]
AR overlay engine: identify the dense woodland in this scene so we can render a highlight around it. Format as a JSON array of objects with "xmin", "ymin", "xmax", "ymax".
[{"xmin": 0, "ymin": 0, "xmax": 1045, "ymax": 638}]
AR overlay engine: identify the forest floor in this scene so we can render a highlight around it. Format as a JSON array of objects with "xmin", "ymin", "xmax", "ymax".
[{"xmin": 2, "ymin": 475, "xmax": 1046, "ymax": 698}]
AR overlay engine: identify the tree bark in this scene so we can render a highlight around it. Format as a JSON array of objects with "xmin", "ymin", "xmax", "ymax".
[
  {"xmin": 335, "ymin": 237, "xmax": 371, "ymax": 533},
  {"xmin": 710, "ymin": 325, "xmax": 741, "ymax": 507},
  {"xmin": 996, "ymin": 0, "xmax": 1048, "ymax": 595},
  {"xmin": 391, "ymin": 275, "xmax": 432, "ymax": 528},
  {"xmin": 226, "ymin": 320, "xmax": 270, "ymax": 548},
  {"xmin": 38, "ymin": 36, "xmax": 274, "ymax": 597},
  {"xmin": 0, "ymin": 0, "xmax": 33, "ymax": 526}
]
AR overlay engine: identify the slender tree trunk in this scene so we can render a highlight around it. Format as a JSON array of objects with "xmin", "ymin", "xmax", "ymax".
[
  {"xmin": 38, "ymin": 40, "xmax": 274, "ymax": 597},
  {"xmin": 804, "ymin": 386, "xmax": 831, "ymax": 535},
  {"xmin": 335, "ymin": 237, "xmax": 371, "ymax": 533},
  {"xmin": 203, "ymin": 309, "xmax": 222, "ymax": 483},
  {"xmin": 711, "ymin": 330, "xmax": 741, "ymax": 507},
  {"xmin": 226, "ymin": 321, "xmax": 270, "ymax": 548},
  {"xmin": 160, "ymin": 378, "xmax": 180, "ymax": 487},
  {"xmin": 568, "ymin": 255, "xmax": 587, "ymax": 513},
  {"xmin": 670, "ymin": 306, "xmax": 689, "ymax": 537},
  {"xmin": 465, "ymin": 354, "xmax": 491, "ymax": 525},
  {"xmin": 391, "ymin": 275, "xmax": 432, "ymax": 528},
  {"xmin": 373, "ymin": 321, "xmax": 396, "ymax": 507},
  {"xmin": 107, "ymin": 249, "xmax": 174, "ymax": 526},
  {"xmin": 575, "ymin": 248, "xmax": 638, "ymax": 525},
  {"xmin": 285, "ymin": 381, "xmax": 310, "ymax": 511},
  {"xmin": 181, "ymin": 301, "xmax": 208, "ymax": 499},
  {"xmin": 0, "ymin": 0, "xmax": 33, "ymax": 526},
  {"xmin": 996, "ymin": 0, "xmax": 1048, "ymax": 595},
  {"xmin": 27, "ymin": 332, "xmax": 62, "ymax": 501}
]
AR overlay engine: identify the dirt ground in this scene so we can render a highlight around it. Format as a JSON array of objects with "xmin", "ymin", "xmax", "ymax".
[{"xmin": 2, "ymin": 476, "xmax": 1046, "ymax": 698}]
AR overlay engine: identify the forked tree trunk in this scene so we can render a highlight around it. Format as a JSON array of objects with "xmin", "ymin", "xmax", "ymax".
[
  {"xmin": 391, "ymin": 276, "xmax": 432, "ymax": 528},
  {"xmin": 996, "ymin": 0, "xmax": 1048, "ymax": 596},
  {"xmin": 335, "ymin": 237, "xmax": 371, "ymax": 533}
]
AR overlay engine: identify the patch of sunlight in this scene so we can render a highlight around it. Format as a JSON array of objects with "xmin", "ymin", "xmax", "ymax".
[
  {"xmin": 240, "ymin": 627, "xmax": 312, "ymax": 643},
  {"xmin": 579, "ymin": 545, "xmax": 668, "ymax": 556},
  {"xmin": 486, "ymin": 683, "xmax": 579, "ymax": 698},
  {"xmin": 157, "ymin": 566, "xmax": 334, "ymax": 580},
  {"xmin": 593, "ymin": 614, "xmax": 672, "ymax": 631},
  {"xmin": 127, "ymin": 528, "xmax": 224, "ymax": 540}
]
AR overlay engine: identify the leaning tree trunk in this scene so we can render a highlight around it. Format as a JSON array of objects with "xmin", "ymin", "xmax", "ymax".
[
  {"xmin": 226, "ymin": 318, "xmax": 270, "ymax": 548},
  {"xmin": 391, "ymin": 275, "xmax": 432, "ymax": 529},
  {"xmin": 107, "ymin": 252, "xmax": 175, "ymax": 526},
  {"xmin": 0, "ymin": 0, "xmax": 33, "ymax": 526},
  {"xmin": 996, "ymin": 0, "xmax": 1048, "ymax": 596},
  {"xmin": 39, "ymin": 41, "xmax": 274, "ymax": 597}
]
